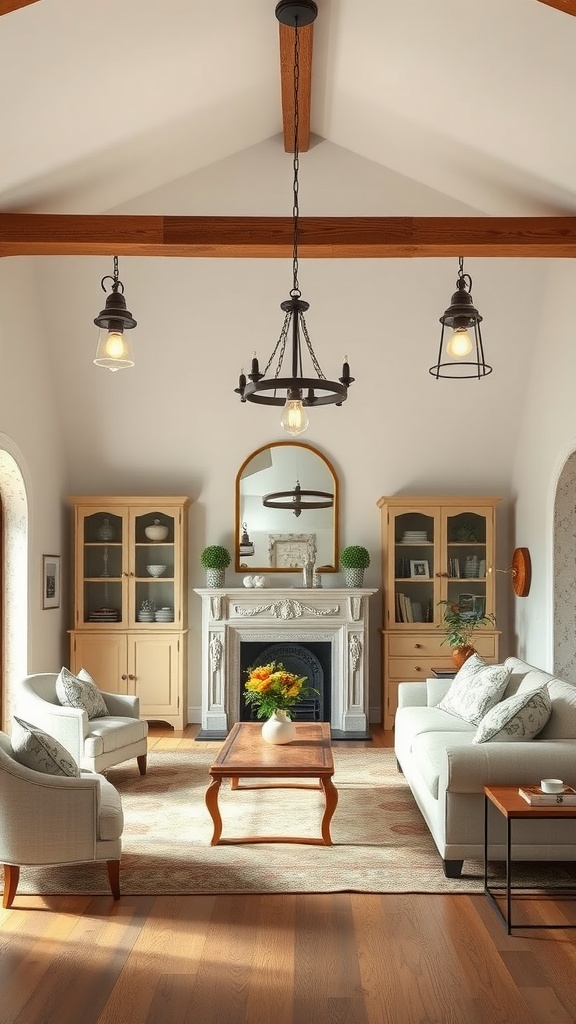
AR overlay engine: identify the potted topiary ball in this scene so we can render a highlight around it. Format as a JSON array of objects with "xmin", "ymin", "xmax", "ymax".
[
  {"xmin": 340, "ymin": 545, "xmax": 370, "ymax": 588},
  {"xmin": 201, "ymin": 545, "xmax": 231, "ymax": 588}
]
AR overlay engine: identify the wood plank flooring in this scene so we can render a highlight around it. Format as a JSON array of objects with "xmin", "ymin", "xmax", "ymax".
[{"xmin": 1, "ymin": 725, "xmax": 575, "ymax": 1024}]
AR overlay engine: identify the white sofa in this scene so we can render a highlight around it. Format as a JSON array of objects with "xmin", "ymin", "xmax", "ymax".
[{"xmin": 394, "ymin": 656, "xmax": 576, "ymax": 878}]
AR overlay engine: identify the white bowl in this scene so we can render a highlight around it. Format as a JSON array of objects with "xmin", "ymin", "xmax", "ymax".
[
  {"xmin": 145, "ymin": 522, "xmax": 169, "ymax": 541},
  {"xmin": 146, "ymin": 564, "xmax": 166, "ymax": 577},
  {"xmin": 540, "ymin": 778, "xmax": 563, "ymax": 793}
]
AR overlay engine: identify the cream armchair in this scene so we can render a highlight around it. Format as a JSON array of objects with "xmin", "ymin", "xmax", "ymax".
[
  {"xmin": 16, "ymin": 673, "xmax": 148, "ymax": 775},
  {"xmin": 0, "ymin": 731, "xmax": 123, "ymax": 908}
]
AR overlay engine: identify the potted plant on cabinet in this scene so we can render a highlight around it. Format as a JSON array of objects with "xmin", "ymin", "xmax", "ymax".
[
  {"xmin": 340, "ymin": 545, "xmax": 370, "ymax": 587},
  {"xmin": 201, "ymin": 545, "xmax": 231, "ymax": 588},
  {"xmin": 437, "ymin": 599, "xmax": 496, "ymax": 668}
]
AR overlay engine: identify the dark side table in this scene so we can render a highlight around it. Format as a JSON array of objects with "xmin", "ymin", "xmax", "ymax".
[{"xmin": 483, "ymin": 785, "xmax": 576, "ymax": 934}]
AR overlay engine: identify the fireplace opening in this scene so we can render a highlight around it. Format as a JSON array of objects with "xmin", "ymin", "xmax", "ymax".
[{"xmin": 239, "ymin": 641, "xmax": 332, "ymax": 723}]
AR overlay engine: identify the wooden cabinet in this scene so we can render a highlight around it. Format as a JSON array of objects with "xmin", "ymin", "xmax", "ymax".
[
  {"xmin": 68, "ymin": 496, "xmax": 190, "ymax": 729},
  {"xmin": 377, "ymin": 496, "xmax": 501, "ymax": 729}
]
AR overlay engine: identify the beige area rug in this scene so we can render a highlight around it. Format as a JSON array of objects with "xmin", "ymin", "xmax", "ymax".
[{"xmin": 18, "ymin": 746, "xmax": 576, "ymax": 896}]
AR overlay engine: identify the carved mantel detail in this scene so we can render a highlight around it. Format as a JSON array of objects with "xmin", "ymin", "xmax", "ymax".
[{"xmin": 232, "ymin": 598, "xmax": 339, "ymax": 620}]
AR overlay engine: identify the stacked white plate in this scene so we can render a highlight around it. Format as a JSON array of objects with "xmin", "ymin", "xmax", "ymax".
[
  {"xmin": 137, "ymin": 611, "xmax": 155, "ymax": 622},
  {"xmin": 155, "ymin": 607, "xmax": 174, "ymax": 622},
  {"xmin": 402, "ymin": 531, "xmax": 428, "ymax": 542}
]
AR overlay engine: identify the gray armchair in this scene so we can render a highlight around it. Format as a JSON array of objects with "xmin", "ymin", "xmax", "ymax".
[
  {"xmin": 16, "ymin": 673, "xmax": 148, "ymax": 775},
  {"xmin": 0, "ymin": 731, "xmax": 123, "ymax": 908}
]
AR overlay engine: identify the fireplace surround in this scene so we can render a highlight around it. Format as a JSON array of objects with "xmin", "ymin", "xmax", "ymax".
[{"xmin": 194, "ymin": 587, "xmax": 377, "ymax": 739}]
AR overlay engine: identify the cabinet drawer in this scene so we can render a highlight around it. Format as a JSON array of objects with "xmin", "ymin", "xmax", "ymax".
[
  {"xmin": 387, "ymin": 634, "xmax": 447, "ymax": 658},
  {"xmin": 388, "ymin": 657, "xmax": 446, "ymax": 679},
  {"xmin": 387, "ymin": 633, "xmax": 497, "ymax": 660}
]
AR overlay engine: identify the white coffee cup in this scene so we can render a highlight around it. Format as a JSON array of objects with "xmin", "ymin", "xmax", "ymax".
[{"xmin": 540, "ymin": 778, "xmax": 563, "ymax": 793}]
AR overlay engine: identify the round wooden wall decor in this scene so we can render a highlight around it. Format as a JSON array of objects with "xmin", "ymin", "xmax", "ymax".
[{"xmin": 511, "ymin": 547, "xmax": 531, "ymax": 597}]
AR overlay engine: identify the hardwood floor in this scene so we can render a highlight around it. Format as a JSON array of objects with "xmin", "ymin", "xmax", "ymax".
[{"xmin": 1, "ymin": 725, "xmax": 575, "ymax": 1024}]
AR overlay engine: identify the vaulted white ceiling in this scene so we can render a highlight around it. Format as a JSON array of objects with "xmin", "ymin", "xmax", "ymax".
[
  {"xmin": 2, "ymin": 0, "xmax": 576, "ymax": 217},
  {"xmin": 1, "ymin": 0, "xmax": 574, "ymax": 509}
]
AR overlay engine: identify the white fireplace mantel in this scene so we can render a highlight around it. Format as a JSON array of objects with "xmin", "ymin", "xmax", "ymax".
[{"xmin": 194, "ymin": 587, "xmax": 377, "ymax": 739}]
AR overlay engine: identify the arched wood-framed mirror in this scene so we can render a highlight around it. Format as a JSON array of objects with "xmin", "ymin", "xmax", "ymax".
[{"xmin": 235, "ymin": 441, "xmax": 339, "ymax": 573}]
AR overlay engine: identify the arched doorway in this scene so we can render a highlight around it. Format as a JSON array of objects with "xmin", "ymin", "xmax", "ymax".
[
  {"xmin": 0, "ymin": 443, "xmax": 28, "ymax": 729},
  {"xmin": 553, "ymin": 449, "xmax": 576, "ymax": 683}
]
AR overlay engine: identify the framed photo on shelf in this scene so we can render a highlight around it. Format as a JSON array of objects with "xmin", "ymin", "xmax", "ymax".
[
  {"xmin": 42, "ymin": 554, "xmax": 61, "ymax": 609},
  {"xmin": 472, "ymin": 595, "xmax": 486, "ymax": 618},
  {"xmin": 410, "ymin": 559, "xmax": 429, "ymax": 578}
]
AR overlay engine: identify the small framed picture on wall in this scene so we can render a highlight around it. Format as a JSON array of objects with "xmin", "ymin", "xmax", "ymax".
[{"xmin": 42, "ymin": 554, "xmax": 61, "ymax": 609}]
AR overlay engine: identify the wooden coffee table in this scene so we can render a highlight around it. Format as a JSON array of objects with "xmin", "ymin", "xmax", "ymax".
[{"xmin": 205, "ymin": 721, "xmax": 338, "ymax": 846}]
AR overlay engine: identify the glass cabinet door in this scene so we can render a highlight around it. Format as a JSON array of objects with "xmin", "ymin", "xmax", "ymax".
[
  {"xmin": 131, "ymin": 508, "xmax": 179, "ymax": 628},
  {"xmin": 390, "ymin": 508, "xmax": 440, "ymax": 625},
  {"xmin": 443, "ymin": 507, "xmax": 495, "ymax": 620},
  {"xmin": 79, "ymin": 509, "xmax": 127, "ymax": 626}
]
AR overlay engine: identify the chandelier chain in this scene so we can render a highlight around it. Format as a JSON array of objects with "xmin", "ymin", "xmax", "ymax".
[
  {"xmin": 291, "ymin": 20, "xmax": 301, "ymax": 297},
  {"xmin": 299, "ymin": 314, "xmax": 326, "ymax": 379}
]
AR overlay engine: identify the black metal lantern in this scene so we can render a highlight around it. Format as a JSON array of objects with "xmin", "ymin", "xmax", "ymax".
[
  {"xmin": 234, "ymin": 1, "xmax": 354, "ymax": 433},
  {"xmin": 93, "ymin": 255, "xmax": 137, "ymax": 371},
  {"xmin": 429, "ymin": 257, "xmax": 492, "ymax": 380}
]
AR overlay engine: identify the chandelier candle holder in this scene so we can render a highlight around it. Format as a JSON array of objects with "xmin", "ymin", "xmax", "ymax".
[
  {"xmin": 234, "ymin": 1, "xmax": 354, "ymax": 435},
  {"xmin": 429, "ymin": 256, "xmax": 492, "ymax": 380},
  {"xmin": 93, "ymin": 255, "xmax": 137, "ymax": 371}
]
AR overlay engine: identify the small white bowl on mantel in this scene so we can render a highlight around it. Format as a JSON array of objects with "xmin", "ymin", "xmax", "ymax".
[{"xmin": 146, "ymin": 564, "xmax": 167, "ymax": 577}]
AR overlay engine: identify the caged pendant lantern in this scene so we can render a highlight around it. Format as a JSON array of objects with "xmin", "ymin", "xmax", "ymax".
[
  {"xmin": 235, "ymin": 1, "xmax": 354, "ymax": 435},
  {"xmin": 93, "ymin": 256, "xmax": 137, "ymax": 371},
  {"xmin": 429, "ymin": 257, "xmax": 492, "ymax": 380}
]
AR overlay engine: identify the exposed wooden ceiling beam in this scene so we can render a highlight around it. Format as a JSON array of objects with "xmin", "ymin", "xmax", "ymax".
[
  {"xmin": 279, "ymin": 22, "xmax": 313, "ymax": 153},
  {"xmin": 2, "ymin": 213, "xmax": 576, "ymax": 258},
  {"xmin": 535, "ymin": 0, "xmax": 576, "ymax": 15},
  {"xmin": 0, "ymin": 0, "xmax": 42, "ymax": 14}
]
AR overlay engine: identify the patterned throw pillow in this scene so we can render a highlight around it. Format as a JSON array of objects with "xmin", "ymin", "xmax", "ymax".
[
  {"xmin": 56, "ymin": 666, "xmax": 109, "ymax": 720},
  {"xmin": 437, "ymin": 654, "xmax": 511, "ymax": 726},
  {"xmin": 12, "ymin": 716, "xmax": 80, "ymax": 777},
  {"xmin": 474, "ymin": 687, "xmax": 552, "ymax": 743}
]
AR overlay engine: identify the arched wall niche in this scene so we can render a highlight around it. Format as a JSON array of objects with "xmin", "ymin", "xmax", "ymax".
[
  {"xmin": 553, "ymin": 448, "xmax": 576, "ymax": 683},
  {"xmin": 0, "ymin": 439, "xmax": 29, "ymax": 729}
]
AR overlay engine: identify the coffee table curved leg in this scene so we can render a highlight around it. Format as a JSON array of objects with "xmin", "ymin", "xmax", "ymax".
[
  {"xmin": 205, "ymin": 776, "xmax": 223, "ymax": 845},
  {"xmin": 320, "ymin": 776, "xmax": 338, "ymax": 845}
]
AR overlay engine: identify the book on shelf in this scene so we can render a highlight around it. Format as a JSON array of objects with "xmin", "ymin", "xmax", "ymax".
[{"xmin": 518, "ymin": 785, "xmax": 576, "ymax": 806}]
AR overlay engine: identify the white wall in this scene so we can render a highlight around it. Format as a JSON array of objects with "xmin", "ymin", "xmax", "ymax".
[
  {"xmin": 0, "ymin": 257, "xmax": 68, "ymax": 720},
  {"xmin": 511, "ymin": 260, "xmax": 576, "ymax": 670}
]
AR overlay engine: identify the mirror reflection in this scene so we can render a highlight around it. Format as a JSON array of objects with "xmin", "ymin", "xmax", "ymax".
[{"xmin": 235, "ymin": 442, "xmax": 338, "ymax": 573}]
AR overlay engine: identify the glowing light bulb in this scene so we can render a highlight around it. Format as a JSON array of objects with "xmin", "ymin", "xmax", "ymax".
[
  {"xmin": 105, "ymin": 331, "xmax": 126, "ymax": 359},
  {"xmin": 280, "ymin": 399, "xmax": 309, "ymax": 436},
  {"xmin": 446, "ymin": 328, "xmax": 473, "ymax": 359}
]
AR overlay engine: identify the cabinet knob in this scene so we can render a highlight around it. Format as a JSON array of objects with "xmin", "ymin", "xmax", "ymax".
[
  {"xmin": 414, "ymin": 643, "xmax": 421, "ymax": 649},
  {"xmin": 121, "ymin": 674, "xmax": 127, "ymax": 680},
  {"xmin": 128, "ymin": 674, "xmax": 135, "ymax": 680},
  {"xmin": 415, "ymin": 666, "xmax": 421, "ymax": 672}
]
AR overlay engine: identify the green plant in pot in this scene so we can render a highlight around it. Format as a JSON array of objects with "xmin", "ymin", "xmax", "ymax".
[
  {"xmin": 201, "ymin": 545, "xmax": 231, "ymax": 588},
  {"xmin": 340, "ymin": 545, "xmax": 370, "ymax": 588},
  {"xmin": 437, "ymin": 599, "xmax": 496, "ymax": 668}
]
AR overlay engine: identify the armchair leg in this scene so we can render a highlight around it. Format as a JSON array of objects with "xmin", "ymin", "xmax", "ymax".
[
  {"xmin": 137, "ymin": 754, "xmax": 147, "ymax": 776},
  {"xmin": 106, "ymin": 860, "xmax": 121, "ymax": 900},
  {"xmin": 3, "ymin": 864, "xmax": 20, "ymax": 908}
]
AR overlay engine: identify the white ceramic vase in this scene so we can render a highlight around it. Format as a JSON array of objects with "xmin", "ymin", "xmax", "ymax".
[
  {"xmin": 261, "ymin": 710, "xmax": 296, "ymax": 745},
  {"xmin": 206, "ymin": 568, "xmax": 225, "ymax": 588}
]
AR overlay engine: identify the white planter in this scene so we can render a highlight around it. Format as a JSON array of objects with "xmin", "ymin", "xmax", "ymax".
[
  {"xmin": 344, "ymin": 567, "xmax": 365, "ymax": 587},
  {"xmin": 206, "ymin": 568, "xmax": 225, "ymax": 588}
]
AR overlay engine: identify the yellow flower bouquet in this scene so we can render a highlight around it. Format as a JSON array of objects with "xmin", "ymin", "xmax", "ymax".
[{"xmin": 244, "ymin": 661, "xmax": 318, "ymax": 720}]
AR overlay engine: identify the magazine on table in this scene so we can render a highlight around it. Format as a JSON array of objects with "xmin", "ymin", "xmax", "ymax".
[{"xmin": 519, "ymin": 785, "xmax": 576, "ymax": 806}]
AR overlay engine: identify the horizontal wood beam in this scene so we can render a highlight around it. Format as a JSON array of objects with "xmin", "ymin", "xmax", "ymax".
[{"xmin": 2, "ymin": 213, "xmax": 576, "ymax": 258}]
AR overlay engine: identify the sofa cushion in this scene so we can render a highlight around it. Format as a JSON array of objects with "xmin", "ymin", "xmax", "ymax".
[
  {"xmin": 538, "ymin": 679, "xmax": 576, "ymax": 739},
  {"xmin": 411, "ymin": 731, "xmax": 476, "ymax": 799},
  {"xmin": 56, "ymin": 666, "xmax": 109, "ymax": 720},
  {"xmin": 437, "ymin": 654, "xmax": 511, "ymax": 726},
  {"xmin": 84, "ymin": 716, "xmax": 148, "ymax": 758},
  {"xmin": 11, "ymin": 716, "xmax": 80, "ymax": 777},
  {"xmin": 473, "ymin": 687, "xmax": 552, "ymax": 743}
]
